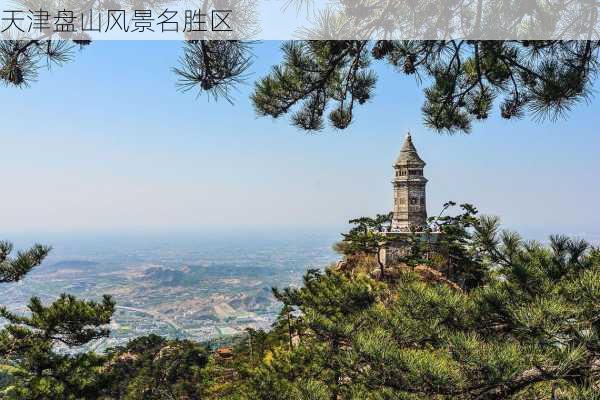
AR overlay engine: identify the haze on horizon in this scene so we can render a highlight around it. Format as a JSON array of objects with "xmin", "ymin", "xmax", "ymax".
[{"xmin": 1, "ymin": 41, "xmax": 599, "ymax": 241}]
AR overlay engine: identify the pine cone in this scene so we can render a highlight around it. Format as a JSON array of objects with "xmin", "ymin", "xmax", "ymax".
[{"xmin": 404, "ymin": 54, "xmax": 416, "ymax": 74}]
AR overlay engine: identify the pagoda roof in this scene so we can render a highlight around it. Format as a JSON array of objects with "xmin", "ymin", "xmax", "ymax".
[{"xmin": 395, "ymin": 132, "xmax": 425, "ymax": 166}]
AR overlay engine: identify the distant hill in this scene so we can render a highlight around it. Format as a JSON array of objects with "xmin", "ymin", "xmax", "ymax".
[
  {"xmin": 228, "ymin": 287, "xmax": 274, "ymax": 310},
  {"xmin": 47, "ymin": 260, "xmax": 99, "ymax": 271},
  {"xmin": 143, "ymin": 265, "xmax": 280, "ymax": 287},
  {"xmin": 144, "ymin": 267, "xmax": 189, "ymax": 286}
]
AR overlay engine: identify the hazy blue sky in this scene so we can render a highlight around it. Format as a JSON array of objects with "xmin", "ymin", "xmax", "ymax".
[{"xmin": 1, "ymin": 41, "xmax": 599, "ymax": 239}]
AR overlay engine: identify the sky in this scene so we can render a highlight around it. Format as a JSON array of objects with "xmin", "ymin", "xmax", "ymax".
[{"xmin": 1, "ymin": 41, "xmax": 599, "ymax": 241}]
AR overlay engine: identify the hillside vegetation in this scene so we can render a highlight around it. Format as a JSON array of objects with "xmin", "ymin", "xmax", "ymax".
[{"xmin": 1, "ymin": 205, "xmax": 599, "ymax": 399}]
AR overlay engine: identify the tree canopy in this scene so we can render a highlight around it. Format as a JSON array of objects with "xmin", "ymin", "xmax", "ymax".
[
  {"xmin": 1, "ymin": 39, "xmax": 598, "ymax": 134},
  {"xmin": 0, "ymin": 241, "xmax": 50, "ymax": 283},
  {"xmin": 219, "ymin": 211, "xmax": 600, "ymax": 400},
  {"xmin": 251, "ymin": 40, "xmax": 599, "ymax": 133},
  {"xmin": 1, "ymin": 208, "xmax": 598, "ymax": 399},
  {"xmin": 0, "ymin": 243, "xmax": 115, "ymax": 399}
]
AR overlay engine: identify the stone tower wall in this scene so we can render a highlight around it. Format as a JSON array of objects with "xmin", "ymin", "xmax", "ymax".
[
  {"xmin": 391, "ymin": 135, "xmax": 428, "ymax": 231},
  {"xmin": 385, "ymin": 133, "xmax": 432, "ymax": 266}
]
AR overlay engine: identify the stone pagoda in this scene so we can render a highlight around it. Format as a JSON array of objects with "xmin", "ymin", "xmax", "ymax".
[
  {"xmin": 391, "ymin": 132, "xmax": 428, "ymax": 231},
  {"xmin": 383, "ymin": 132, "xmax": 435, "ymax": 266}
]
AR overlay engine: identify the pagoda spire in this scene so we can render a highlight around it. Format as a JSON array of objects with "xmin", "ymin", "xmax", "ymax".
[{"xmin": 395, "ymin": 131, "xmax": 425, "ymax": 167}]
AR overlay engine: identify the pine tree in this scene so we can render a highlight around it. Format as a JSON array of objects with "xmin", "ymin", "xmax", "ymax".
[
  {"xmin": 337, "ymin": 213, "xmax": 393, "ymax": 278},
  {"xmin": 2, "ymin": 37, "xmax": 597, "ymax": 135},
  {"xmin": 251, "ymin": 40, "xmax": 599, "ymax": 133},
  {"xmin": 0, "ymin": 241, "xmax": 50, "ymax": 283},
  {"xmin": 0, "ymin": 242, "xmax": 115, "ymax": 399},
  {"xmin": 101, "ymin": 334, "xmax": 210, "ymax": 399},
  {"xmin": 227, "ymin": 215, "xmax": 599, "ymax": 400}
]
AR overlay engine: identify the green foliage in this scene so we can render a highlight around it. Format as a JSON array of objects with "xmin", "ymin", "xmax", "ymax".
[
  {"xmin": 3, "ymin": 39, "xmax": 598, "ymax": 134},
  {"xmin": 0, "ymin": 241, "xmax": 215, "ymax": 399},
  {"xmin": 0, "ymin": 295, "xmax": 115, "ymax": 399},
  {"xmin": 2, "ymin": 215, "xmax": 599, "ymax": 400},
  {"xmin": 252, "ymin": 41, "xmax": 376, "ymax": 131},
  {"xmin": 0, "ymin": 241, "xmax": 51, "ymax": 283},
  {"xmin": 385, "ymin": 41, "xmax": 598, "ymax": 132},
  {"xmin": 252, "ymin": 40, "xmax": 599, "ymax": 133},
  {"xmin": 0, "ymin": 241, "xmax": 115, "ymax": 400},
  {"xmin": 337, "ymin": 203, "xmax": 486, "ymax": 287},
  {"xmin": 338, "ymin": 213, "xmax": 392, "ymax": 277},
  {"xmin": 427, "ymin": 202, "xmax": 488, "ymax": 289},
  {"xmin": 249, "ymin": 269, "xmax": 381, "ymax": 400},
  {"xmin": 221, "ymin": 218, "xmax": 600, "ymax": 400},
  {"xmin": 0, "ymin": 40, "xmax": 76, "ymax": 87},
  {"xmin": 1, "ymin": 294, "xmax": 115, "ymax": 347},
  {"xmin": 174, "ymin": 40, "xmax": 254, "ymax": 103},
  {"xmin": 101, "ymin": 334, "xmax": 210, "ymax": 399}
]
